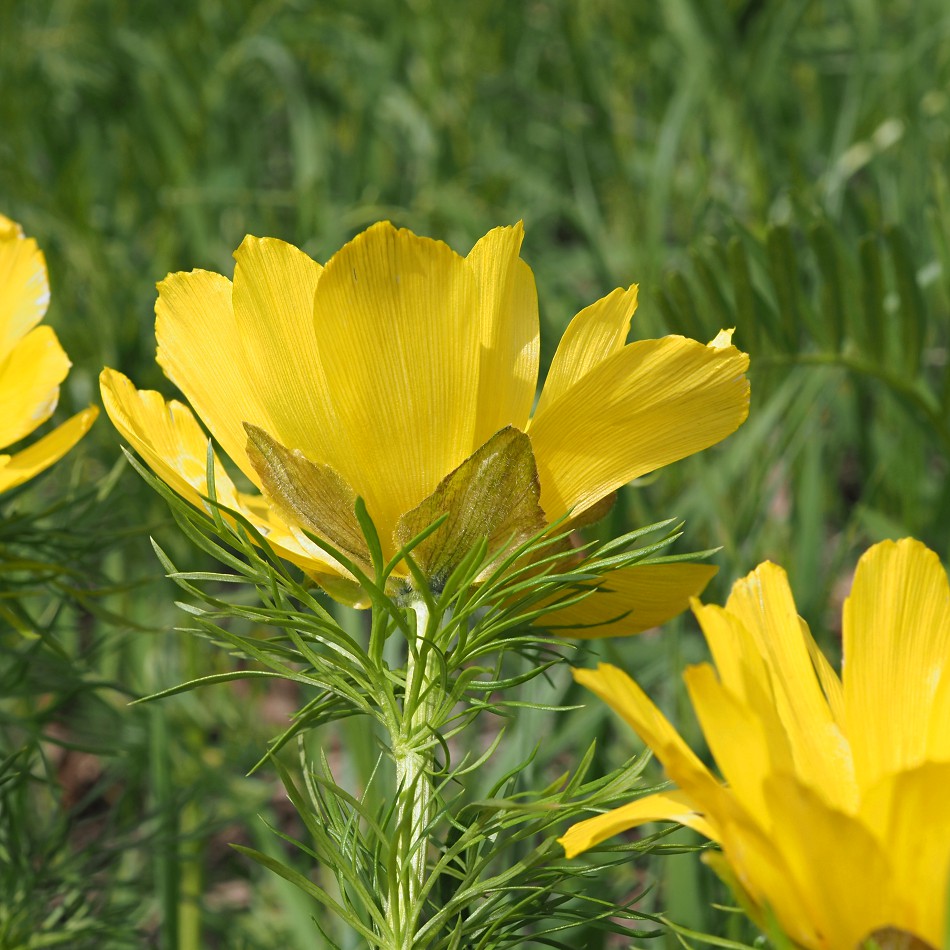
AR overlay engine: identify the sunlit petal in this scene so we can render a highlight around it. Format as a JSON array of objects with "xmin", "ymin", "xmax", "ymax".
[
  {"xmin": 529, "ymin": 335, "xmax": 750, "ymax": 519},
  {"xmin": 533, "ymin": 284, "xmax": 638, "ymax": 418},
  {"xmin": 466, "ymin": 223, "xmax": 540, "ymax": 441},
  {"xmin": 843, "ymin": 538, "xmax": 950, "ymax": 785},
  {"xmin": 573, "ymin": 664, "xmax": 725, "ymax": 808},
  {"xmin": 0, "ymin": 225, "xmax": 49, "ymax": 359},
  {"xmin": 758, "ymin": 775, "xmax": 894, "ymax": 950},
  {"xmin": 100, "ymin": 368, "xmax": 349, "ymax": 580},
  {"xmin": 559, "ymin": 789, "xmax": 717, "ymax": 859},
  {"xmin": 710, "ymin": 811, "xmax": 823, "ymax": 950},
  {"xmin": 928, "ymin": 667, "xmax": 950, "ymax": 761},
  {"xmin": 541, "ymin": 562, "xmax": 716, "ymax": 639},
  {"xmin": 861, "ymin": 763, "xmax": 950, "ymax": 945},
  {"xmin": 311, "ymin": 222, "xmax": 480, "ymax": 542},
  {"xmin": 111, "ymin": 220, "xmax": 750, "ymax": 608},
  {"xmin": 0, "ymin": 325, "xmax": 70, "ymax": 448},
  {"xmin": 690, "ymin": 599, "xmax": 769, "ymax": 706},
  {"xmin": 101, "ymin": 366, "xmax": 236, "ymax": 508},
  {"xmin": 800, "ymin": 616, "xmax": 845, "ymax": 726},
  {"xmin": 0, "ymin": 406, "xmax": 98, "ymax": 494},
  {"xmin": 155, "ymin": 268, "xmax": 275, "ymax": 483},
  {"xmin": 722, "ymin": 562, "xmax": 856, "ymax": 805},
  {"xmin": 682, "ymin": 662, "xmax": 789, "ymax": 827},
  {"xmin": 567, "ymin": 540, "xmax": 950, "ymax": 948},
  {"xmin": 231, "ymin": 236, "xmax": 343, "ymax": 464}
]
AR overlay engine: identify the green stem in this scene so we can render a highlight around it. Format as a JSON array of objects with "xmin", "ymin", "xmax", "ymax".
[
  {"xmin": 386, "ymin": 598, "xmax": 440, "ymax": 950},
  {"xmin": 149, "ymin": 708, "xmax": 179, "ymax": 950}
]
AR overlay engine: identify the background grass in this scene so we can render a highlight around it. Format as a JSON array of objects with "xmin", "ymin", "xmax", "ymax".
[{"xmin": 2, "ymin": 0, "xmax": 950, "ymax": 946}]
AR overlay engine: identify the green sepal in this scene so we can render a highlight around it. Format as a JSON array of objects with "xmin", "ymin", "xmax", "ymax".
[
  {"xmin": 861, "ymin": 928, "xmax": 938, "ymax": 950},
  {"xmin": 394, "ymin": 426, "xmax": 546, "ymax": 591},
  {"xmin": 244, "ymin": 423, "xmax": 371, "ymax": 571}
]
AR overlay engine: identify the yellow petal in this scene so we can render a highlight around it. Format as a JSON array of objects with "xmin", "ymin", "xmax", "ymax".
[
  {"xmin": 690, "ymin": 599, "xmax": 770, "ymax": 706},
  {"xmin": 101, "ymin": 367, "xmax": 235, "ymax": 508},
  {"xmin": 800, "ymin": 616, "xmax": 845, "ymax": 726},
  {"xmin": 466, "ymin": 224, "xmax": 540, "ymax": 441},
  {"xmin": 0, "ymin": 325, "xmax": 71, "ymax": 448},
  {"xmin": 701, "ymin": 851, "xmax": 768, "ymax": 933},
  {"xmin": 561, "ymin": 490, "xmax": 617, "ymax": 532},
  {"xmin": 928, "ymin": 666, "xmax": 950, "ymax": 761},
  {"xmin": 0, "ymin": 226, "xmax": 49, "ymax": 359},
  {"xmin": 155, "ymin": 268, "xmax": 275, "ymax": 483},
  {"xmin": 572, "ymin": 664, "xmax": 725, "ymax": 810},
  {"xmin": 540, "ymin": 561, "xmax": 717, "ymax": 639},
  {"xmin": 692, "ymin": 599, "xmax": 820, "ymax": 793},
  {"xmin": 528, "ymin": 335, "xmax": 749, "ymax": 520},
  {"xmin": 861, "ymin": 763, "xmax": 950, "ymax": 947},
  {"xmin": 311, "ymin": 222, "xmax": 480, "ymax": 543},
  {"xmin": 0, "ymin": 215, "xmax": 21, "ymax": 239},
  {"xmin": 533, "ymin": 284, "xmax": 638, "ymax": 418},
  {"xmin": 683, "ymin": 662, "xmax": 797, "ymax": 828},
  {"xmin": 559, "ymin": 789, "xmax": 717, "ymax": 859},
  {"xmin": 843, "ymin": 538, "xmax": 950, "ymax": 786},
  {"xmin": 755, "ymin": 774, "xmax": 894, "ymax": 950},
  {"xmin": 707, "ymin": 327, "xmax": 735, "ymax": 349},
  {"xmin": 100, "ymin": 369, "xmax": 353, "ymax": 582},
  {"xmin": 721, "ymin": 561, "xmax": 856, "ymax": 807},
  {"xmin": 711, "ymin": 809, "xmax": 824, "ymax": 950},
  {"xmin": 0, "ymin": 406, "xmax": 97, "ymax": 494},
  {"xmin": 231, "ymin": 237, "xmax": 343, "ymax": 465}
]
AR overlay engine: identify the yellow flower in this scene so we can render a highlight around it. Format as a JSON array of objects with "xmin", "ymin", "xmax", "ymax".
[
  {"xmin": 0, "ymin": 215, "xmax": 98, "ymax": 493},
  {"xmin": 561, "ymin": 538, "xmax": 950, "ymax": 949},
  {"xmin": 100, "ymin": 222, "xmax": 748, "ymax": 626}
]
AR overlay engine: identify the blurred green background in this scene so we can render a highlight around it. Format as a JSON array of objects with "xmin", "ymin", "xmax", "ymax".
[{"xmin": 2, "ymin": 0, "xmax": 950, "ymax": 946}]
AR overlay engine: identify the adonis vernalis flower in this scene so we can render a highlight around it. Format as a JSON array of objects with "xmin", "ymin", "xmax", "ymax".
[
  {"xmin": 0, "ymin": 215, "xmax": 97, "ymax": 493},
  {"xmin": 101, "ymin": 222, "xmax": 748, "ymax": 628},
  {"xmin": 561, "ymin": 538, "xmax": 950, "ymax": 949}
]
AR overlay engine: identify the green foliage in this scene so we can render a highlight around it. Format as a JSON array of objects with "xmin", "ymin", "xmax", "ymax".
[
  {"xmin": 128, "ymin": 447, "xmax": 707, "ymax": 946},
  {"xmin": 0, "ymin": 487, "xmax": 143, "ymax": 947},
  {"xmin": 2, "ymin": 0, "xmax": 950, "ymax": 944},
  {"xmin": 648, "ymin": 203, "xmax": 950, "ymax": 631}
]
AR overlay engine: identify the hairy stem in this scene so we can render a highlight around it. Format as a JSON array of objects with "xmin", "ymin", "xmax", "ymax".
[{"xmin": 385, "ymin": 598, "xmax": 440, "ymax": 950}]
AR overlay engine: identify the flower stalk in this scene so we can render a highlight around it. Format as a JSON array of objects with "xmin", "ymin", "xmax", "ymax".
[{"xmin": 387, "ymin": 597, "xmax": 440, "ymax": 949}]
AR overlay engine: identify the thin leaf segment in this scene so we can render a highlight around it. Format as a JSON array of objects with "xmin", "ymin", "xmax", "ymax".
[
  {"xmin": 563, "ymin": 538, "xmax": 950, "ymax": 950},
  {"xmin": 136, "ymin": 453, "xmax": 690, "ymax": 946}
]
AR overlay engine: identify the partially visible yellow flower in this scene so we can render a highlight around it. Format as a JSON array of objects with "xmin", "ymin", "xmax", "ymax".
[
  {"xmin": 101, "ymin": 222, "xmax": 749, "ymax": 627},
  {"xmin": 561, "ymin": 538, "xmax": 950, "ymax": 949},
  {"xmin": 0, "ymin": 215, "xmax": 98, "ymax": 493}
]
